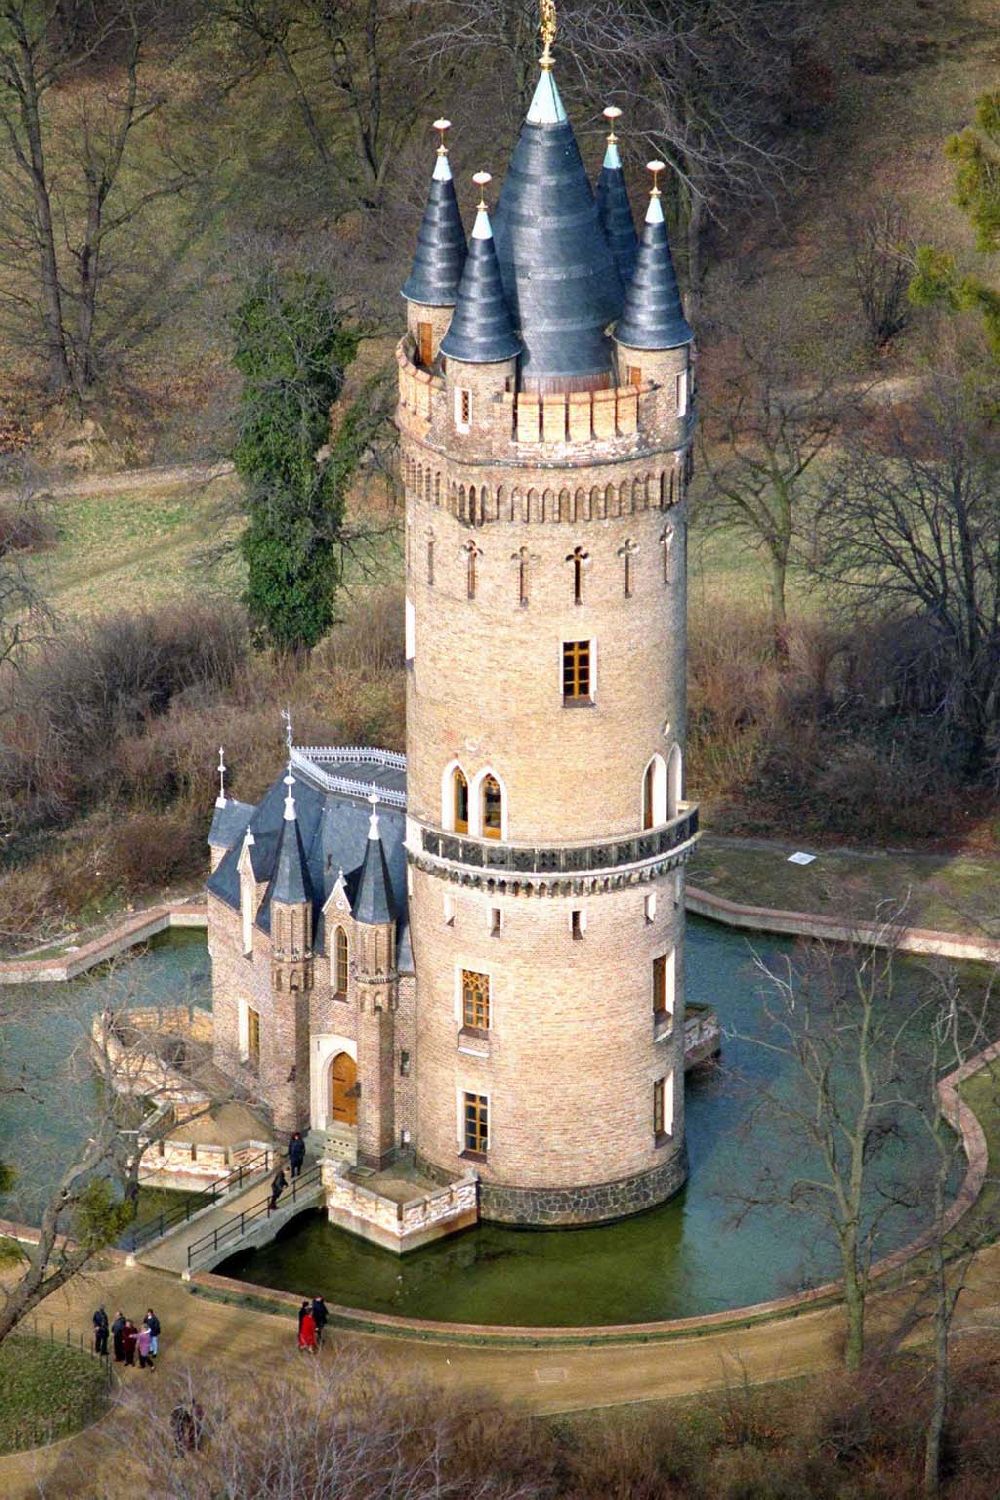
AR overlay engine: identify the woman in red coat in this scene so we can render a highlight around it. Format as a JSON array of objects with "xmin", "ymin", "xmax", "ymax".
[{"xmin": 297, "ymin": 1307, "xmax": 317, "ymax": 1353}]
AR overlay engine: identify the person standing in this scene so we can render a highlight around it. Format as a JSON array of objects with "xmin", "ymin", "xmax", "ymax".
[
  {"xmin": 268, "ymin": 1167, "xmax": 288, "ymax": 1214},
  {"xmin": 92, "ymin": 1307, "xmax": 109, "ymax": 1358},
  {"xmin": 144, "ymin": 1308, "xmax": 161, "ymax": 1359},
  {"xmin": 288, "ymin": 1132, "xmax": 305, "ymax": 1180},
  {"xmin": 111, "ymin": 1310, "xmax": 127, "ymax": 1363},
  {"xmin": 297, "ymin": 1305, "xmax": 317, "ymax": 1353},
  {"xmin": 122, "ymin": 1319, "xmax": 138, "ymax": 1368},
  {"xmin": 311, "ymin": 1296, "xmax": 328, "ymax": 1346},
  {"xmin": 137, "ymin": 1324, "xmax": 154, "ymax": 1370}
]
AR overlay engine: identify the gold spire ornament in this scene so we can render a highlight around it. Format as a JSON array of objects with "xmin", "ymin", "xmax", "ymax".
[
  {"xmin": 472, "ymin": 170, "xmax": 493, "ymax": 211},
  {"xmin": 433, "ymin": 118, "xmax": 451, "ymax": 157},
  {"xmin": 539, "ymin": 0, "xmax": 557, "ymax": 69},
  {"xmin": 603, "ymin": 105, "xmax": 622, "ymax": 145},
  {"xmin": 647, "ymin": 159, "xmax": 666, "ymax": 197}
]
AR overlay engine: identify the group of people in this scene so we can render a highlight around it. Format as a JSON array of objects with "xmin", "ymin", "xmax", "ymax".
[
  {"xmin": 297, "ymin": 1295, "xmax": 328, "ymax": 1352},
  {"xmin": 93, "ymin": 1306, "xmax": 161, "ymax": 1369}
]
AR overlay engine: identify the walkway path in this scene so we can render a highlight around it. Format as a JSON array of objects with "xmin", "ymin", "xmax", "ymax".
[{"xmin": 0, "ymin": 458, "xmax": 233, "ymax": 507}]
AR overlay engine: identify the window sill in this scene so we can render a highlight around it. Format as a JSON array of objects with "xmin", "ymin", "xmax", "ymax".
[
  {"xmin": 459, "ymin": 1149, "xmax": 488, "ymax": 1164},
  {"xmin": 562, "ymin": 698, "xmax": 595, "ymax": 709},
  {"xmin": 333, "ymin": 993, "xmax": 349, "ymax": 1004},
  {"xmin": 654, "ymin": 1130, "xmax": 673, "ymax": 1149},
  {"xmin": 653, "ymin": 1012, "xmax": 674, "ymax": 1041},
  {"xmin": 458, "ymin": 1027, "xmax": 490, "ymax": 1058}
]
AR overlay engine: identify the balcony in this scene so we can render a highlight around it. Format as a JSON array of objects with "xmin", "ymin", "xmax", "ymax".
[{"xmin": 418, "ymin": 804, "xmax": 698, "ymax": 880}]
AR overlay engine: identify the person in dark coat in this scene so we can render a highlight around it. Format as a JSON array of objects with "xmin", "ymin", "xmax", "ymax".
[
  {"xmin": 144, "ymin": 1308, "xmax": 161, "ymax": 1358},
  {"xmin": 111, "ymin": 1310, "xmax": 127, "ymax": 1363},
  {"xmin": 288, "ymin": 1132, "xmax": 306, "ymax": 1180},
  {"xmin": 92, "ymin": 1306, "xmax": 109, "ymax": 1357},
  {"xmin": 268, "ymin": 1167, "xmax": 288, "ymax": 1213},
  {"xmin": 122, "ymin": 1319, "xmax": 138, "ymax": 1367},
  {"xmin": 311, "ymin": 1296, "xmax": 328, "ymax": 1345}
]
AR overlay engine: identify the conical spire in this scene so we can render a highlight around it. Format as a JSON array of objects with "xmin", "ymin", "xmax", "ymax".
[
  {"xmin": 271, "ymin": 764, "xmax": 313, "ymax": 906},
  {"xmin": 595, "ymin": 106, "xmax": 638, "ymax": 287},
  {"xmin": 354, "ymin": 794, "xmax": 397, "ymax": 925},
  {"xmin": 492, "ymin": 35, "xmax": 623, "ymax": 386},
  {"xmin": 439, "ymin": 174, "xmax": 520, "ymax": 364},
  {"xmin": 615, "ymin": 162, "xmax": 692, "ymax": 350},
  {"xmin": 401, "ymin": 120, "xmax": 467, "ymax": 307}
]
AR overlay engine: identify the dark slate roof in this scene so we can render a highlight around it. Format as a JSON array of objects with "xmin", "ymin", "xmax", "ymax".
[
  {"xmin": 354, "ymin": 822, "xmax": 397, "ymax": 925},
  {"xmin": 401, "ymin": 155, "xmax": 467, "ymax": 307},
  {"xmin": 207, "ymin": 755, "xmax": 412, "ymax": 973},
  {"xmin": 208, "ymin": 798, "xmax": 255, "ymax": 850},
  {"xmin": 492, "ymin": 72, "xmax": 624, "ymax": 384},
  {"xmin": 614, "ymin": 197, "xmax": 692, "ymax": 351},
  {"xmin": 269, "ymin": 804, "xmax": 313, "ymax": 907},
  {"xmin": 439, "ymin": 209, "xmax": 520, "ymax": 364},
  {"xmin": 595, "ymin": 145, "xmax": 638, "ymax": 287}
]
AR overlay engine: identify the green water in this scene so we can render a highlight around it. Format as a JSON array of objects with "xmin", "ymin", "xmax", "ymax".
[
  {"xmin": 0, "ymin": 921, "xmax": 983, "ymax": 1326},
  {"xmin": 0, "ymin": 929, "xmax": 210, "ymax": 1226},
  {"xmin": 219, "ymin": 920, "xmax": 980, "ymax": 1325}
]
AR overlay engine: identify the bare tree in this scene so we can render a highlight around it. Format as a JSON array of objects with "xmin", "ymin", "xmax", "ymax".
[
  {"xmin": 0, "ymin": 964, "xmax": 262, "ymax": 1346},
  {"xmin": 697, "ymin": 330, "xmax": 840, "ymax": 659},
  {"xmin": 0, "ymin": 0, "xmax": 207, "ymax": 396},
  {"xmin": 846, "ymin": 194, "xmax": 914, "ymax": 353},
  {"xmin": 816, "ymin": 378, "xmax": 1000, "ymax": 777},
  {"xmin": 729, "ymin": 905, "xmax": 931, "ymax": 1372}
]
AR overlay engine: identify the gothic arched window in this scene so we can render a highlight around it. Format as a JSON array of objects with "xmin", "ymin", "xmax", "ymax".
[
  {"xmin": 334, "ymin": 926, "xmax": 349, "ymax": 998},
  {"xmin": 482, "ymin": 775, "xmax": 502, "ymax": 840}
]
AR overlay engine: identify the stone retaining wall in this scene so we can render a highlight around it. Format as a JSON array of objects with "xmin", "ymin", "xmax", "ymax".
[
  {"xmin": 0, "ymin": 903, "xmax": 207, "ymax": 984},
  {"xmin": 322, "ymin": 1162, "xmax": 479, "ymax": 1253}
]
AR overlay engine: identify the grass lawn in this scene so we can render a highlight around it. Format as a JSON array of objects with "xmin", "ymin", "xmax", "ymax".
[
  {"xmin": 688, "ymin": 837, "xmax": 1000, "ymax": 936},
  {"xmin": 0, "ymin": 1334, "xmax": 110, "ymax": 1454}
]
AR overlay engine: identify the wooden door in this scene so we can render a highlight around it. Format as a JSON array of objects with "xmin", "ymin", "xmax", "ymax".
[
  {"xmin": 417, "ymin": 321, "xmax": 433, "ymax": 367},
  {"xmin": 330, "ymin": 1052, "xmax": 357, "ymax": 1126}
]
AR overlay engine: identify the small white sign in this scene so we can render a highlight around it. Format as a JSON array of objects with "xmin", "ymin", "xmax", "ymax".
[{"xmin": 787, "ymin": 851, "xmax": 816, "ymax": 866}]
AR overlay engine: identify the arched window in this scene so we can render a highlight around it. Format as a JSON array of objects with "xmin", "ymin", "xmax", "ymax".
[
  {"xmin": 667, "ymin": 744, "xmax": 682, "ymax": 819},
  {"xmin": 642, "ymin": 754, "xmax": 667, "ymax": 829},
  {"xmin": 334, "ymin": 926, "xmax": 349, "ymax": 998},
  {"xmin": 482, "ymin": 775, "xmax": 502, "ymax": 839},
  {"xmin": 454, "ymin": 768, "xmax": 469, "ymax": 833}
]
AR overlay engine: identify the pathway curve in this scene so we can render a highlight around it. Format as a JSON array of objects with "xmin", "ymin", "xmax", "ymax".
[{"xmin": 0, "ymin": 459, "xmax": 234, "ymax": 506}]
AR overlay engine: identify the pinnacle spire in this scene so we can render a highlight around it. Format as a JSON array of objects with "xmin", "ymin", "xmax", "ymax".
[
  {"xmin": 595, "ymin": 105, "xmax": 638, "ymax": 287},
  {"xmin": 402, "ymin": 119, "xmax": 467, "ymax": 307},
  {"xmin": 614, "ymin": 161, "xmax": 692, "ymax": 351},
  {"xmin": 215, "ymin": 745, "xmax": 227, "ymax": 809},
  {"xmin": 354, "ymin": 793, "xmax": 396, "ymax": 925},
  {"xmin": 439, "ymin": 172, "xmax": 520, "ymax": 364}
]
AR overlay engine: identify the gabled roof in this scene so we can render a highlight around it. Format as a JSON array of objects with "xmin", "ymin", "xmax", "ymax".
[
  {"xmin": 492, "ymin": 66, "xmax": 624, "ymax": 385},
  {"xmin": 208, "ymin": 798, "xmax": 255, "ymax": 851},
  {"xmin": 401, "ymin": 149, "xmax": 467, "ymax": 307},
  {"xmin": 614, "ymin": 192, "xmax": 692, "ymax": 351},
  {"xmin": 439, "ymin": 205, "xmax": 520, "ymax": 364},
  {"xmin": 207, "ymin": 751, "xmax": 412, "ymax": 972},
  {"xmin": 595, "ymin": 141, "xmax": 638, "ymax": 287}
]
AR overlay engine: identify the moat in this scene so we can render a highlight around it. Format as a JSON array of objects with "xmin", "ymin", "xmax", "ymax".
[{"xmin": 0, "ymin": 920, "xmax": 974, "ymax": 1325}]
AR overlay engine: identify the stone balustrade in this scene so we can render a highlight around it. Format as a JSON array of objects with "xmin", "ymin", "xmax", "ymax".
[{"xmin": 321, "ymin": 1159, "xmax": 479, "ymax": 1253}]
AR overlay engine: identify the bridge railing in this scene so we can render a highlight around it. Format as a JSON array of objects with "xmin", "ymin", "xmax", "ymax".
[
  {"xmin": 121, "ymin": 1148, "xmax": 273, "ymax": 1253},
  {"xmin": 186, "ymin": 1162, "xmax": 323, "ymax": 1271}
]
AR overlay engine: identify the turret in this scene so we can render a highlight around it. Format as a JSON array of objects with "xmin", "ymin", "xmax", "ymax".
[
  {"xmin": 353, "ymin": 796, "xmax": 399, "ymax": 1168},
  {"xmin": 440, "ymin": 173, "xmax": 520, "ymax": 442},
  {"xmin": 402, "ymin": 119, "xmax": 467, "ymax": 369},
  {"xmin": 595, "ymin": 106, "xmax": 638, "ymax": 286},
  {"xmin": 614, "ymin": 162, "xmax": 694, "ymax": 405},
  {"xmin": 269, "ymin": 766, "xmax": 314, "ymax": 995}
]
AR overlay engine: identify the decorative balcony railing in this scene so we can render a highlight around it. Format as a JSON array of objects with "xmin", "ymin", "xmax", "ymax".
[{"xmin": 420, "ymin": 804, "xmax": 698, "ymax": 877}]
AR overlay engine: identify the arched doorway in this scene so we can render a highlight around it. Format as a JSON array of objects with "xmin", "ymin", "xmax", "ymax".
[{"xmin": 329, "ymin": 1051, "xmax": 358, "ymax": 1127}]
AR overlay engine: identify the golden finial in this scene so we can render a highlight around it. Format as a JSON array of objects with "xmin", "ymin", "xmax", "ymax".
[
  {"xmin": 472, "ymin": 170, "xmax": 492, "ymax": 211},
  {"xmin": 647, "ymin": 159, "xmax": 666, "ymax": 198},
  {"xmin": 603, "ymin": 105, "xmax": 622, "ymax": 145},
  {"xmin": 433, "ymin": 118, "xmax": 451, "ymax": 157},
  {"xmin": 540, "ymin": 0, "xmax": 557, "ymax": 70}
]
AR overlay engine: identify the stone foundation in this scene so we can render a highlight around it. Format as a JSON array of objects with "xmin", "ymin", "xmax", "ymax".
[{"xmin": 418, "ymin": 1145, "xmax": 687, "ymax": 1226}]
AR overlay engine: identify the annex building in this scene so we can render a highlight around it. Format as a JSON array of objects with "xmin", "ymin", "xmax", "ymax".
[{"xmin": 206, "ymin": 14, "xmax": 701, "ymax": 1240}]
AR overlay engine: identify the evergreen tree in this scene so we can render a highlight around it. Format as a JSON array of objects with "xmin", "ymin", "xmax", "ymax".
[
  {"xmin": 233, "ymin": 268, "xmax": 360, "ymax": 655},
  {"xmin": 910, "ymin": 91, "xmax": 1000, "ymax": 358}
]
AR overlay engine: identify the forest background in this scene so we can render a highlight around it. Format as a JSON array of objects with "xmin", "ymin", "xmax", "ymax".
[{"xmin": 0, "ymin": 0, "xmax": 996, "ymax": 950}]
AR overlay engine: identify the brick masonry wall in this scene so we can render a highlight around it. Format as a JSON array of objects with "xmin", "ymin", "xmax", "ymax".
[{"xmin": 410, "ymin": 866, "xmax": 687, "ymax": 1199}]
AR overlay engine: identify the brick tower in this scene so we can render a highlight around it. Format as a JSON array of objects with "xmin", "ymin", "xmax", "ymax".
[{"xmin": 398, "ymin": 17, "xmax": 699, "ymax": 1225}]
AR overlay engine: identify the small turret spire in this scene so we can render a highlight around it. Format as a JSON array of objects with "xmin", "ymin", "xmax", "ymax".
[
  {"xmin": 439, "ymin": 171, "xmax": 520, "ymax": 364},
  {"xmin": 402, "ymin": 119, "xmax": 468, "ymax": 307},
  {"xmin": 596, "ymin": 105, "xmax": 638, "ymax": 285},
  {"xmin": 614, "ymin": 159, "xmax": 693, "ymax": 351},
  {"xmin": 368, "ymin": 791, "xmax": 381, "ymax": 841},
  {"xmin": 215, "ymin": 745, "xmax": 227, "ymax": 809},
  {"xmin": 283, "ymin": 762, "xmax": 296, "ymax": 822}
]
